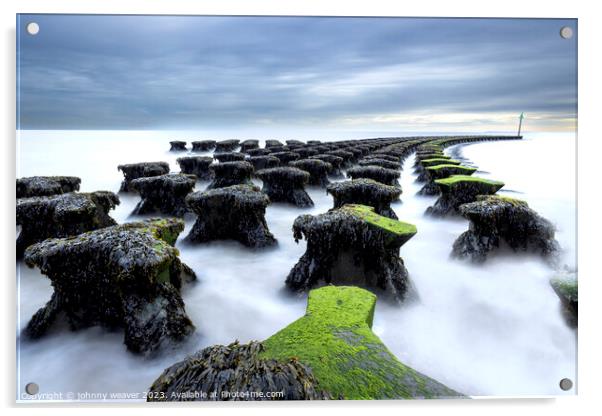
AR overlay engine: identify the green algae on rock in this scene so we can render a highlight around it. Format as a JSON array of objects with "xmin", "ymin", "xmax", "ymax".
[
  {"xmin": 550, "ymin": 272, "xmax": 578, "ymax": 327},
  {"xmin": 289, "ymin": 158, "xmax": 333, "ymax": 187},
  {"xmin": 23, "ymin": 218, "xmax": 195, "ymax": 355},
  {"xmin": 286, "ymin": 205, "xmax": 416, "ymax": 302},
  {"xmin": 346, "ymin": 165, "xmax": 401, "ymax": 187},
  {"xmin": 261, "ymin": 286, "xmax": 462, "ymax": 399},
  {"xmin": 327, "ymin": 179, "xmax": 401, "ymax": 219},
  {"xmin": 256, "ymin": 167, "xmax": 314, "ymax": 207},
  {"xmin": 131, "ymin": 173, "xmax": 196, "ymax": 217},
  {"xmin": 426, "ymin": 175, "xmax": 505, "ymax": 217},
  {"xmin": 17, "ymin": 176, "xmax": 81, "ymax": 198},
  {"xmin": 176, "ymin": 156, "xmax": 213, "ymax": 180},
  {"xmin": 117, "ymin": 162, "xmax": 171, "ymax": 192},
  {"xmin": 451, "ymin": 195, "xmax": 559, "ymax": 263},
  {"xmin": 16, "ymin": 191, "xmax": 119, "ymax": 257},
  {"xmin": 207, "ymin": 161, "xmax": 254, "ymax": 190},
  {"xmin": 417, "ymin": 165, "xmax": 478, "ymax": 196},
  {"xmin": 185, "ymin": 185, "xmax": 276, "ymax": 248}
]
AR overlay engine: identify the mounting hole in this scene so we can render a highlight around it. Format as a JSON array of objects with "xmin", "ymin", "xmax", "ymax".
[
  {"xmin": 560, "ymin": 26, "xmax": 573, "ymax": 39},
  {"xmin": 25, "ymin": 382, "xmax": 39, "ymax": 395},
  {"xmin": 26, "ymin": 22, "xmax": 40, "ymax": 36},
  {"xmin": 559, "ymin": 378, "xmax": 573, "ymax": 391}
]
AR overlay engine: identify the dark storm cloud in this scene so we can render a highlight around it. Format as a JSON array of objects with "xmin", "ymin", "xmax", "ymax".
[{"xmin": 17, "ymin": 15, "xmax": 576, "ymax": 130}]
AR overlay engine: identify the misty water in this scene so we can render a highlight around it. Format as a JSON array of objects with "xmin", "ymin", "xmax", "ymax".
[{"xmin": 16, "ymin": 130, "xmax": 576, "ymax": 400}]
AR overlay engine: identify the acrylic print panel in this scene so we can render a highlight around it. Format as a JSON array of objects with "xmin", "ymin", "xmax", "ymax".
[{"xmin": 16, "ymin": 14, "xmax": 577, "ymax": 402}]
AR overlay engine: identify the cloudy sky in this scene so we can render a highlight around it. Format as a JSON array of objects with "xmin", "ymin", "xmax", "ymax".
[{"xmin": 17, "ymin": 15, "xmax": 577, "ymax": 132}]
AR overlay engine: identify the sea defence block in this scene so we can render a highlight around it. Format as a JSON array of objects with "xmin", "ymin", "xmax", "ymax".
[
  {"xmin": 23, "ymin": 218, "xmax": 196, "ymax": 355},
  {"xmin": 240, "ymin": 139, "xmax": 260, "ymax": 152},
  {"xmin": 214, "ymin": 139, "xmax": 240, "ymax": 152},
  {"xmin": 270, "ymin": 151, "xmax": 300, "ymax": 164},
  {"xmin": 550, "ymin": 272, "xmax": 578, "ymax": 327},
  {"xmin": 265, "ymin": 139, "xmax": 284, "ymax": 148},
  {"xmin": 248, "ymin": 155, "xmax": 280, "ymax": 172},
  {"xmin": 17, "ymin": 176, "xmax": 81, "ymax": 198},
  {"xmin": 327, "ymin": 179, "xmax": 401, "ymax": 219},
  {"xmin": 207, "ymin": 161, "xmax": 254, "ymax": 190},
  {"xmin": 256, "ymin": 167, "xmax": 313, "ymax": 207},
  {"xmin": 169, "ymin": 141, "xmax": 187, "ymax": 151},
  {"xmin": 176, "ymin": 156, "xmax": 213, "ymax": 180},
  {"xmin": 185, "ymin": 185, "xmax": 276, "ymax": 248},
  {"xmin": 417, "ymin": 164, "xmax": 477, "ymax": 196},
  {"xmin": 295, "ymin": 148, "xmax": 319, "ymax": 158},
  {"xmin": 426, "ymin": 175, "xmax": 504, "ymax": 217},
  {"xmin": 286, "ymin": 204, "xmax": 416, "ymax": 302},
  {"xmin": 191, "ymin": 140, "xmax": 216, "ymax": 152},
  {"xmin": 118, "ymin": 162, "xmax": 170, "ymax": 192},
  {"xmin": 358, "ymin": 158, "xmax": 401, "ymax": 171},
  {"xmin": 451, "ymin": 195, "xmax": 559, "ymax": 262},
  {"xmin": 213, "ymin": 152, "xmax": 246, "ymax": 163},
  {"xmin": 310, "ymin": 154, "xmax": 344, "ymax": 178},
  {"xmin": 131, "ymin": 174, "xmax": 196, "ymax": 217},
  {"xmin": 289, "ymin": 158, "xmax": 332, "ymax": 187},
  {"xmin": 326, "ymin": 149, "xmax": 355, "ymax": 167},
  {"xmin": 16, "ymin": 191, "xmax": 119, "ymax": 257},
  {"xmin": 148, "ymin": 286, "xmax": 460, "ymax": 401},
  {"xmin": 346, "ymin": 166, "xmax": 401, "ymax": 187},
  {"xmin": 363, "ymin": 154, "xmax": 401, "ymax": 163},
  {"xmin": 420, "ymin": 158, "xmax": 461, "ymax": 168}
]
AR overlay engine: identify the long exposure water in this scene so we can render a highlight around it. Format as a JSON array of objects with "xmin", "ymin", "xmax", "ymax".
[{"xmin": 16, "ymin": 130, "xmax": 577, "ymax": 400}]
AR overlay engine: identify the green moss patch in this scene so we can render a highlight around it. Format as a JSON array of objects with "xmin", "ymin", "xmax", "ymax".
[
  {"xmin": 341, "ymin": 204, "xmax": 417, "ymax": 237},
  {"xmin": 421, "ymin": 158, "xmax": 461, "ymax": 167},
  {"xmin": 435, "ymin": 175, "xmax": 505, "ymax": 188},
  {"xmin": 426, "ymin": 164, "xmax": 476, "ymax": 173}
]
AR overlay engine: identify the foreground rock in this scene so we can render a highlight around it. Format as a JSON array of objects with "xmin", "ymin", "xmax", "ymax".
[
  {"xmin": 17, "ymin": 176, "xmax": 81, "ymax": 198},
  {"xmin": 148, "ymin": 286, "xmax": 460, "ymax": 401},
  {"xmin": 169, "ymin": 141, "xmax": 187, "ymax": 151},
  {"xmin": 176, "ymin": 157, "xmax": 213, "ymax": 180},
  {"xmin": 191, "ymin": 140, "xmax": 216, "ymax": 152},
  {"xmin": 16, "ymin": 191, "xmax": 119, "ymax": 257},
  {"xmin": 346, "ymin": 166, "xmax": 401, "ymax": 187},
  {"xmin": 327, "ymin": 179, "xmax": 401, "ymax": 219},
  {"xmin": 256, "ymin": 167, "xmax": 313, "ymax": 207},
  {"xmin": 118, "ymin": 162, "xmax": 170, "ymax": 192},
  {"xmin": 289, "ymin": 158, "xmax": 332, "ymax": 187},
  {"xmin": 417, "ymin": 165, "xmax": 477, "ymax": 196},
  {"xmin": 550, "ymin": 272, "xmax": 578, "ymax": 327},
  {"xmin": 426, "ymin": 175, "xmax": 504, "ymax": 217},
  {"xmin": 131, "ymin": 174, "xmax": 196, "ymax": 217},
  {"xmin": 451, "ymin": 195, "xmax": 559, "ymax": 262},
  {"xmin": 23, "ymin": 218, "xmax": 195, "ymax": 355},
  {"xmin": 185, "ymin": 185, "xmax": 276, "ymax": 248},
  {"xmin": 286, "ymin": 204, "xmax": 416, "ymax": 302},
  {"xmin": 207, "ymin": 161, "xmax": 254, "ymax": 190}
]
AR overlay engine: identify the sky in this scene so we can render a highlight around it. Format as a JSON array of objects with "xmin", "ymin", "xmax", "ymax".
[{"xmin": 17, "ymin": 15, "xmax": 577, "ymax": 133}]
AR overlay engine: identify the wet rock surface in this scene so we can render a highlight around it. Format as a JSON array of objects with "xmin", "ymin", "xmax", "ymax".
[
  {"xmin": 23, "ymin": 218, "xmax": 195, "ymax": 355},
  {"xmin": 17, "ymin": 176, "xmax": 81, "ymax": 198},
  {"xmin": 176, "ymin": 157, "xmax": 213, "ymax": 180},
  {"xmin": 191, "ymin": 140, "xmax": 216, "ymax": 152},
  {"xmin": 286, "ymin": 204, "xmax": 417, "ymax": 302},
  {"xmin": 148, "ymin": 340, "xmax": 330, "ymax": 401},
  {"xmin": 207, "ymin": 161, "xmax": 254, "ymax": 190},
  {"xmin": 451, "ymin": 195, "xmax": 559, "ymax": 262},
  {"xmin": 327, "ymin": 179, "xmax": 401, "ymax": 219},
  {"xmin": 169, "ymin": 141, "xmax": 187, "ymax": 151},
  {"xmin": 256, "ymin": 167, "xmax": 313, "ymax": 207},
  {"xmin": 118, "ymin": 162, "xmax": 171, "ymax": 192},
  {"xmin": 426, "ymin": 175, "xmax": 504, "ymax": 217},
  {"xmin": 346, "ymin": 166, "xmax": 401, "ymax": 187},
  {"xmin": 288, "ymin": 158, "xmax": 332, "ymax": 187},
  {"xmin": 185, "ymin": 185, "xmax": 276, "ymax": 248},
  {"xmin": 131, "ymin": 174, "xmax": 196, "ymax": 217},
  {"xmin": 17, "ymin": 191, "xmax": 119, "ymax": 257}
]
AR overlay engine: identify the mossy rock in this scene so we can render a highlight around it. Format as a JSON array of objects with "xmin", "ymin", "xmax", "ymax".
[
  {"xmin": 427, "ymin": 176, "xmax": 505, "ymax": 217},
  {"xmin": 550, "ymin": 272, "xmax": 578, "ymax": 327},
  {"xmin": 327, "ymin": 178, "xmax": 401, "ymax": 219},
  {"xmin": 341, "ymin": 204, "xmax": 416, "ymax": 246},
  {"xmin": 261, "ymin": 286, "xmax": 462, "ymax": 399},
  {"xmin": 169, "ymin": 141, "xmax": 187, "ymax": 151},
  {"xmin": 420, "ymin": 158, "xmax": 461, "ymax": 168},
  {"xmin": 17, "ymin": 176, "xmax": 81, "ymax": 198},
  {"xmin": 435, "ymin": 175, "xmax": 504, "ymax": 189}
]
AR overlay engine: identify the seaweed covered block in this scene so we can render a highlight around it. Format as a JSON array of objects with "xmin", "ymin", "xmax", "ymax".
[
  {"xmin": 131, "ymin": 174, "xmax": 196, "ymax": 217},
  {"xmin": 364, "ymin": 154, "xmax": 400, "ymax": 163},
  {"xmin": 248, "ymin": 155, "xmax": 280, "ymax": 171},
  {"xmin": 451, "ymin": 195, "xmax": 559, "ymax": 262},
  {"xmin": 307, "ymin": 140, "xmax": 321, "ymax": 145},
  {"xmin": 286, "ymin": 139, "xmax": 305, "ymax": 147},
  {"xmin": 420, "ymin": 158, "xmax": 461, "ymax": 168},
  {"xmin": 295, "ymin": 148, "xmax": 319, "ymax": 158},
  {"xmin": 185, "ymin": 185, "xmax": 276, "ymax": 248},
  {"xmin": 327, "ymin": 150, "xmax": 355, "ymax": 167},
  {"xmin": 270, "ymin": 151, "xmax": 300, "ymax": 164},
  {"xmin": 169, "ymin": 141, "xmax": 187, "ymax": 151},
  {"xmin": 327, "ymin": 179, "xmax": 401, "ymax": 219},
  {"xmin": 426, "ymin": 175, "xmax": 504, "ymax": 217},
  {"xmin": 16, "ymin": 191, "xmax": 119, "ymax": 257},
  {"xmin": 310, "ymin": 154, "xmax": 344, "ymax": 178},
  {"xmin": 214, "ymin": 139, "xmax": 240, "ymax": 152},
  {"xmin": 240, "ymin": 139, "xmax": 260, "ymax": 152},
  {"xmin": 289, "ymin": 158, "xmax": 332, "ymax": 187},
  {"xmin": 265, "ymin": 139, "xmax": 284, "ymax": 148},
  {"xmin": 118, "ymin": 162, "xmax": 171, "ymax": 192},
  {"xmin": 23, "ymin": 218, "xmax": 196, "ymax": 354},
  {"xmin": 17, "ymin": 176, "xmax": 81, "ymax": 198},
  {"xmin": 176, "ymin": 156, "xmax": 213, "ymax": 180},
  {"xmin": 207, "ymin": 161, "xmax": 254, "ymax": 190},
  {"xmin": 417, "ymin": 164, "xmax": 477, "ymax": 196},
  {"xmin": 358, "ymin": 158, "xmax": 401, "ymax": 171},
  {"xmin": 286, "ymin": 204, "xmax": 416, "ymax": 301},
  {"xmin": 245, "ymin": 148, "xmax": 272, "ymax": 157},
  {"xmin": 550, "ymin": 272, "xmax": 578, "ymax": 327},
  {"xmin": 346, "ymin": 165, "xmax": 401, "ymax": 187},
  {"xmin": 256, "ymin": 167, "xmax": 313, "ymax": 207},
  {"xmin": 213, "ymin": 152, "xmax": 246, "ymax": 163},
  {"xmin": 261, "ymin": 286, "xmax": 461, "ymax": 399},
  {"xmin": 191, "ymin": 140, "xmax": 216, "ymax": 152}
]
